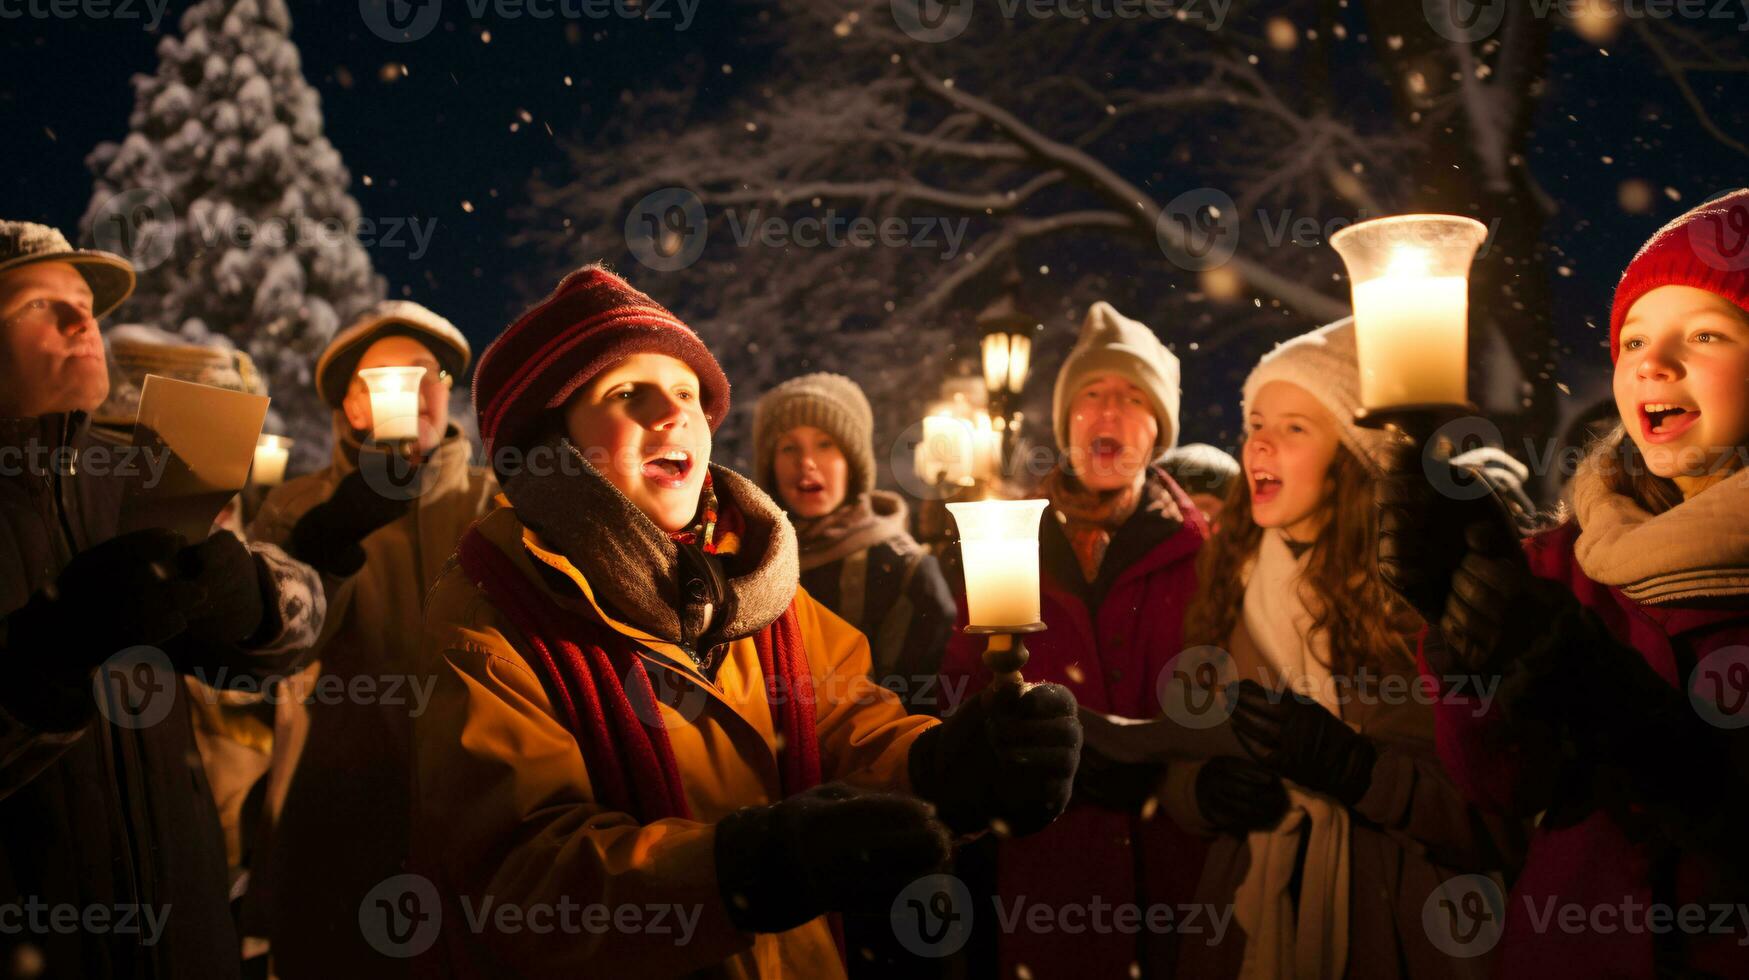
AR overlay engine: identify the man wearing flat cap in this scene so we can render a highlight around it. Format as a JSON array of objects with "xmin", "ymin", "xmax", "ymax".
[
  {"xmin": 246, "ymin": 300, "xmax": 497, "ymax": 979},
  {"xmin": 0, "ymin": 220, "xmax": 326, "ymax": 977}
]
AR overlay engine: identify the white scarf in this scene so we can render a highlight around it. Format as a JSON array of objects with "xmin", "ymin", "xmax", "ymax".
[
  {"xmin": 1232, "ymin": 530, "xmax": 1352, "ymax": 980},
  {"xmin": 1570, "ymin": 451, "xmax": 1749, "ymax": 605}
]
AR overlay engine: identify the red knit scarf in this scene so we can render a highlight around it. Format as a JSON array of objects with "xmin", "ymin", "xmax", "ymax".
[{"xmin": 456, "ymin": 494, "xmax": 824, "ymax": 823}]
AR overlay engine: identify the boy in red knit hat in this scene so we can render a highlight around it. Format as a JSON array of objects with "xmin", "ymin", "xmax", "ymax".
[
  {"xmin": 1376, "ymin": 189, "xmax": 1749, "ymax": 978},
  {"xmin": 413, "ymin": 264, "xmax": 1084, "ymax": 978}
]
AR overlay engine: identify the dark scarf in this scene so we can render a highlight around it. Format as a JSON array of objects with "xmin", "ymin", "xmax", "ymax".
[
  {"xmin": 791, "ymin": 490, "xmax": 917, "ymax": 573},
  {"xmin": 458, "ymin": 435, "xmax": 822, "ymax": 822},
  {"xmin": 1039, "ymin": 463, "xmax": 1183, "ymax": 583}
]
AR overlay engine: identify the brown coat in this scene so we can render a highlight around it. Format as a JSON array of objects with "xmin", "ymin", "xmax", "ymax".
[
  {"xmin": 411, "ymin": 476, "xmax": 937, "ymax": 979},
  {"xmin": 1161, "ymin": 615, "xmax": 1527, "ymax": 979},
  {"xmin": 245, "ymin": 422, "xmax": 498, "ymax": 978}
]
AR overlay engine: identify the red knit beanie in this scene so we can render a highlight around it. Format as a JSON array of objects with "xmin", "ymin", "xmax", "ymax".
[
  {"xmin": 473, "ymin": 264, "xmax": 730, "ymax": 458},
  {"xmin": 1610, "ymin": 188, "xmax": 1749, "ymax": 362}
]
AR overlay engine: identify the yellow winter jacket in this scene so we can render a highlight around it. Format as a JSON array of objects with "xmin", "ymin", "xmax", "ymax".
[{"xmin": 413, "ymin": 496, "xmax": 938, "ymax": 978}]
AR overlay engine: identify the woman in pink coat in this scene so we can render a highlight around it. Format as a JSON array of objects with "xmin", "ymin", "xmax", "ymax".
[{"xmin": 1379, "ymin": 190, "xmax": 1749, "ymax": 978}]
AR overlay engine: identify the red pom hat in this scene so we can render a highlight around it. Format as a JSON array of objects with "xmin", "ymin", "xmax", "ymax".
[
  {"xmin": 1610, "ymin": 189, "xmax": 1749, "ymax": 362},
  {"xmin": 474, "ymin": 265, "xmax": 730, "ymax": 459}
]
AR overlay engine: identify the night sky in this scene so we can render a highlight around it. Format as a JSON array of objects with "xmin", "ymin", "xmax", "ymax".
[{"xmin": 5, "ymin": 0, "xmax": 1747, "ymax": 456}]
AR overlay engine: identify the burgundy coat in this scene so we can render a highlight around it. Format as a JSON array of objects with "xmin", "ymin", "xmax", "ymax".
[
  {"xmin": 1427, "ymin": 520, "xmax": 1749, "ymax": 978},
  {"xmin": 939, "ymin": 470, "xmax": 1210, "ymax": 979}
]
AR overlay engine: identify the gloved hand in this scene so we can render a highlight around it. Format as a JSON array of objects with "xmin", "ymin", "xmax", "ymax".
[
  {"xmin": 713, "ymin": 782, "xmax": 952, "ymax": 934},
  {"xmin": 1376, "ymin": 462, "xmax": 1536, "ymax": 677},
  {"xmin": 908, "ymin": 681, "xmax": 1083, "ymax": 837},
  {"xmin": 1194, "ymin": 755, "xmax": 1289, "ymax": 834},
  {"xmin": 1229, "ymin": 680, "xmax": 1376, "ymax": 807},
  {"xmin": 176, "ymin": 532, "xmax": 266, "ymax": 647},
  {"xmin": 5, "ymin": 529, "xmax": 206, "ymax": 674},
  {"xmin": 287, "ymin": 467, "xmax": 413, "ymax": 576},
  {"xmin": 1074, "ymin": 744, "xmax": 1164, "ymax": 813}
]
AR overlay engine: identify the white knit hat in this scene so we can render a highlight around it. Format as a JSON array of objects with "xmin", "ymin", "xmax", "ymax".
[
  {"xmin": 1052, "ymin": 301, "xmax": 1182, "ymax": 463},
  {"xmin": 1241, "ymin": 317, "xmax": 1395, "ymax": 473}
]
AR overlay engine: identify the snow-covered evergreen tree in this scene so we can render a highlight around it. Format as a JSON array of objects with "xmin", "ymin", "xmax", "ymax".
[{"xmin": 83, "ymin": 0, "xmax": 383, "ymax": 470}]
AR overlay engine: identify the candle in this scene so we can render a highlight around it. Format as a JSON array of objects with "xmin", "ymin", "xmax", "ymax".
[
  {"xmin": 253, "ymin": 434, "xmax": 290, "ymax": 487},
  {"xmin": 357, "ymin": 366, "xmax": 426, "ymax": 442},
  {"xmin": 949, "ymin": 498, "xmax": 1049, "ymax": 628},
  {"xmin": 1329, "ymin": 215, "xmax": 1488, "ymax": 412}
]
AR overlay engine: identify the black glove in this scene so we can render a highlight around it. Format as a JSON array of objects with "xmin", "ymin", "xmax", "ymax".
[
  {"xmin": 176, "ymin": 532, "xmax": 267, "ymax": 647},
  {"xmin": 1074, "ymin": 744, "xmax": 1164, "ymax": 812},
  {"xmin": 287, "ymin": 467, "xmax": 413, "ymax": 576},
  {"xmin": 714, "ymin": 782, "xmax": 952, "ymax": 934},
  {"xmin": 908, "ymin": 681, "xmax": 1083, "ymax": 837},
  {"xmin": 2, "ymin": 529, "xmax": 205, "ymax": 729},
  {"xmin": 1376, "ymin": 462, "xmax": 1532, "ymax": 678},
  {"xmin": 1229, "ymin": 680, "xmax": 1377, "ymax": 807},
  {"xmin": 1195, "ymin": 755, "xmax": 1289, "ymax": 834}
]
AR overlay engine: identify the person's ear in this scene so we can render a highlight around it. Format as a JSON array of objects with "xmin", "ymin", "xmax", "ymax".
[{"xmin": 341, "ymin": 385, "xmax": 371, "ymax": 433}]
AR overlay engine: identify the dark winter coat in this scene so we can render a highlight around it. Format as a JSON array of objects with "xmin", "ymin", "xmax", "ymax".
[
  {"xmin": 800, "ymin": 538, "xmax": 956, "ymax": 717},
  {"xmin": 938, "ymin": 468, "xmax": 1212, "ymax": 979},
  {"xmin": 1429, "ymin": 520, "xmax": 1749, "ymax": 978},
  {"xmin": 0, "ymin": 413, "xmax": 312, "ymax": 979},
  {"xmin": 245, "ymin": 421, "xmax": 497, "ymax": 980}
]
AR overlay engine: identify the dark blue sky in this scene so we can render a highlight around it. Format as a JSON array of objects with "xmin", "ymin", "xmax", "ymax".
[{"xmin": 4, "ymin": 0, "xmax": 1745, "ymax": 441}]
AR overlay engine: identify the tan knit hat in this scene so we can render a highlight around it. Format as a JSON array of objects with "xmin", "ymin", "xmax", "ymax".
[
  {"xmin": 1052, "ymin": 301, "xmax": 1182, "ymax": 463},
  {"xmin": 314, "ymin": 300, "xmax": 470, "ymax": 408},
  {"xmin": 0, "ymin": 221, "xmax": 135, "ymax": 319},
  {"xmin": 1241, "ymin": 317, "xmax": 1395, "ymax": 473},
  {"xmin": 753, "ymin": 372, "xmax": 876, "ymax": 498}
]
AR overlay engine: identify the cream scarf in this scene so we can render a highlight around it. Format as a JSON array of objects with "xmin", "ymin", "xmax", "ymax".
[
  {"xmin": 1232, "ymin": 529, "xmax": 1352, "ymax": 980},
  {"xmin": 1570, "ymin": 451, "xmax": 1749, "ymax": 605}
]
